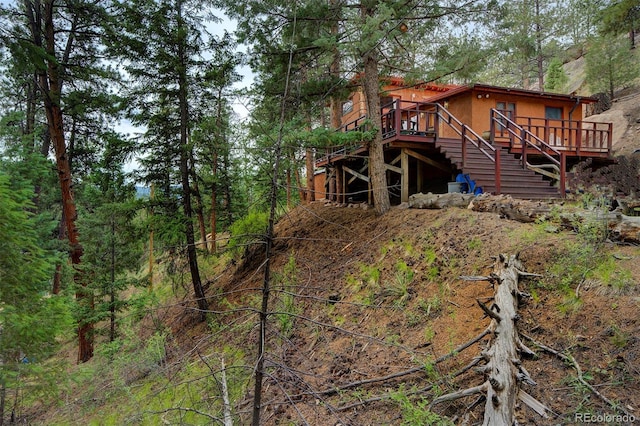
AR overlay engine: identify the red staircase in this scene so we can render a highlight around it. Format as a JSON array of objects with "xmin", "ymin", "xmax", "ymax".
[
  {"xmin": 436, "ymin": 138, "xmax": 561, "ymax": 199},
  {"xmin": 430, "ymin": 106, "xmax": 562, "ymax": 199}
]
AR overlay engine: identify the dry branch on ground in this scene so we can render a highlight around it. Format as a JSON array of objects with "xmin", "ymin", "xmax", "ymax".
[{"xmin": 430, "ymin": 254, "xmax": 550, "ymax": 425}]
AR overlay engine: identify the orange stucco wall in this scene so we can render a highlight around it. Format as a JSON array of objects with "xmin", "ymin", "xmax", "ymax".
[
  {"xmin": 340, "ymin": 83, "xmax": 587, "ymax": 140},
  {"xmin": 466, "ymin": 88, "xmax": 584, "ymax": 131},
  {"xmin": 340, "ymin": 82, "xmax": 455, "ymax": 128},
  {"xmin": 439, "ymin": 94, "xmax": 473, "ymax": 139}
]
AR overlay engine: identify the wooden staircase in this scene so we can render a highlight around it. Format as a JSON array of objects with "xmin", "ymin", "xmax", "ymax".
[{"xmin": 436, "ymin": 138, "xmax": 561, "ymax": 199}]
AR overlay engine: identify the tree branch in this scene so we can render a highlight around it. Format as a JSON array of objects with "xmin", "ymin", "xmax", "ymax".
[{"xmin": 522, "ymin": 334, "xmax": 633, "ymax": 418}]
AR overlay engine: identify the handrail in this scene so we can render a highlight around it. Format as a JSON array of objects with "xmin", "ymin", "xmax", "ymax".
[
  {"xmin": 490, "ymin": 109, "xmax": 565, "ymax": 194},
  {"xmin": 502, "ymin": 116, "xmax": 613, "ymax": 154},
  {"xmin": 433, "ymin": 104, "xmax": 501, "ymax": 194},
  {"xmin": 434, "ymin": 104, "xmax": 496, "ymax": 161}
]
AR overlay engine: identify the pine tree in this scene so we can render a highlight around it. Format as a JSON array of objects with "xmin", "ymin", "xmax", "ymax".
[
  {"xmin": 545, "ymin": 58, "xmax": 568, "ymax": 93},
  {"xmin": 489, "ymin": 0, "xmax": 562, "ymax": 88},
  {"xmin": 11, "ymin": 0, "xmax": 119, "ymax": 362},
  {"xmin": 111, "ymin": 0, "xmax": 226, "ymax": 318},
  {"xmin": 0, "ymin": 172, "xmax": 72, "ymax": 423},
  {"xmin": 585, "ymin": 34, "xmax": 640, "ymax": 98},
  {"xmin": 78, "ymin": 135, "xmax": 143, "ymax": 342},
  {"xmin": 600, "ymin": 0, "xmax": 640, "ymax": 48}
]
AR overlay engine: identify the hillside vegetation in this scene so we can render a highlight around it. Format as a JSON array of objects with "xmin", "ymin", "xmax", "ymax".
[
  {"xmin": 4, "ymin": 1, "xmax": 640, "ymax": 425},
  {"xmin": 26, "ymin": 200, "xmax": 639, "ymax": 425}
]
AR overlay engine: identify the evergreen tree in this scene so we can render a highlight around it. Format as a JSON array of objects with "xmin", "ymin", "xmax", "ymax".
[
  {"xmin": 192, "ymin": 31, "xmax": 243, "ymax": 252},
  {"xmin": 561, "ymin": 0, "xmax": 603, "ymax": 46},
  {"xmin": 4, "ymin": 0, "xmax": 121, "ymax": 362},
  {"xmin": 111, "ymin": 0, "xmax": 229, "ymax": 317},
  {"xmin": 489, "ymin": 0, "xmax": 562, "ymax": 88},
  {"xmin": 600, "ymin": 0, "xmax": 640, "ymax": 48},
  {"xmin": 545, "ymin": 57, "xmax": 569, "ymax": 93},
  {"xmin": 78, "ymin": 134, "xmax": 144, "ymax": 342},
  {"xmin": 585, "ymin": 34, "xmax": 640, "ymax": 98},
  {"xmin": 0, "ymin": 172, "xmax": 72, "ymax": 423}
]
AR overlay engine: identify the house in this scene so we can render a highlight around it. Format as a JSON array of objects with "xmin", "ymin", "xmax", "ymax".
[{"xmin": 315, "ymin": 78, "xmax": 613, "ymax": 203}]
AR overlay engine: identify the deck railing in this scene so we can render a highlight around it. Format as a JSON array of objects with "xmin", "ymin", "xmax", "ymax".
[
  {"xmin": 490, "ymin": 109, "xmax": 566, "ymax": 194},
  {"xmin": 380, "ymin": 100, "xmax": 438, "ymax": 137},
  {"xmin": 495, "ymin": 116, "xmax": 612, "ymax": 154},
  {"xmin": 434, "ymin": 104, "xmax": 501, "ymax": 193},
  {"xmin": 317, "ymin": 101, "xmax": 609, "ymax": 196}
]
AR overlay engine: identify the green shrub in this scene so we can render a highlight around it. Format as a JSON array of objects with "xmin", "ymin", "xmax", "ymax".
[
  {"xmin": 227, "ymin": 210, "xmax": 269, "ymax": 256},
  {"xmin": 391, "ymin": 386, "xmax": 453, "ymax": 425}
]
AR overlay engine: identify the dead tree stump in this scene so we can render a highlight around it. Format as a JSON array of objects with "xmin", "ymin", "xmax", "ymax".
[
  {"xmin": 481, "ymin": 254, "xmax": 527, "ymax": 425},
  {"xmin": 431, "ymin": 254, "xmax": 545, "ymax": 425}
]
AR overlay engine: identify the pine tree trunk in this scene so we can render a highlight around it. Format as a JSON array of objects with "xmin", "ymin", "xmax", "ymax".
[
  {"xmin": 535, "ymin": 0, "xmax": 544, "ymax": 89},
  {"xmin": 25, "ymin": 0, "xmax": 93, "ymax": 362},
  {"xmin": 222, "ymin": 152, "xmax": 233, "ymax": 227},
  {"xmin": 210, "ymin": 156, "xmax": 217, "ymax": 253},
  {"xmin": 292, "ymin": 153, "xmax": 305, "ymax": 202},
  {"xmin": 177, "ymin": 2, "xmax": 208, "ymax": 319},
  {"xmin": 0, "ymin": 380, "xmax": 5, "ymax": 426},
  {"xmin": 286, "ymin": 167, "xmax": 292, "ymax": 208},
  {"xmin": 191, "ymin": 169, "xmax": 208, "ymax": 253},
  {"xmin": 361, "ymin": 40, "xmax": 390, "ymax": 215},
  {"xmin": 329, "ymin": 0, "xmax": 342, "ymax": 131},
  {"xmin": 109, "ymin": 214, "xmax": 116, "ymax": 342}
]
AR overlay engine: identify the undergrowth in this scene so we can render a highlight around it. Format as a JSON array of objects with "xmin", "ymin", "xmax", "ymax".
[{"xmin": 532, "ymin": 200, "xmax": 634, "ymax": 313}]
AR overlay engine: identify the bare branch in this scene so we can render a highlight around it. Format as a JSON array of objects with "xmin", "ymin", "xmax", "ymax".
[
  {"xmin": 522, "ymin": 334, "xmax": 634, "ymax": 418},
  {"xmin": 430, "ymin": 382, "xmax": 489, "ymax": 408}
]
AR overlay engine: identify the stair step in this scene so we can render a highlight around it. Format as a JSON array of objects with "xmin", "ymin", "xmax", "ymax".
[{"xmin": 436, "ymin": 140, "xmax": 561, "ymax": 198}]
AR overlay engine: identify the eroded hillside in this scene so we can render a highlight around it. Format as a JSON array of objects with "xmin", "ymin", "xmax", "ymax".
[{"xmin": 31, "ymin": 201, "xmax": 639, "ymax": 425}]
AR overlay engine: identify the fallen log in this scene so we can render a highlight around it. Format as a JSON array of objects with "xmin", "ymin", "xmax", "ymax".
[
  {"xmin": 467, "ymin": 194, "xmax": 554, "ymax": 223},
  {"xmin": 409, "ymin": 192, "xmax": 475, "ymax": 209},
  {"xmin": 431, "ymin": 254, "xmax": 549, "ymax": 425},
  {"xmin": 466, "ymin": 194, "xmax": 640, "ymax": 244}
]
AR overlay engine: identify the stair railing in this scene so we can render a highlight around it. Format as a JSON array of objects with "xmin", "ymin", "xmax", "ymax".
[
  {"xmin": 490, "ymin": 109, "xmax": 566, "ymax": 195},
  {"xmin": 434, "ymin": 104, "xmax": 501, "ymax": 194}
]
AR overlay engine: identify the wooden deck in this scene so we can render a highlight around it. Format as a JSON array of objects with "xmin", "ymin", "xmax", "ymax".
[{"xmin": 316, "ymin": 101, "xmax": 613, "ymax": 199}]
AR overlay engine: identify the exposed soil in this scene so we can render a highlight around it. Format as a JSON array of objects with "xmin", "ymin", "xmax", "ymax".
[
  {"xmin": 206, "ymin": 201, "xmax": 640, "ymax": 425},
  {"xmin": 24, "ymin": 81, "xmax": 640, "ymax": 425}
]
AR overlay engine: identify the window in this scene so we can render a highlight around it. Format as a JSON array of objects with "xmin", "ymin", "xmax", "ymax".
[
  {"xmin": 496, "ymin": 101, "xmax": 516, "ymax": 119},
  {"xmin": 545, "ymin": 106, "xmax": 562, "ymax": 120},
  {"xmin": 496, "ymin": 101, "xmax": 516, "ymax": 130},
  {"xmin": 342, "ymin": 99, "xmax": 353, "ymax": 115},
  {"xmin": 380, "ymin": 96, "xmax": 393, "ymax": 108}
]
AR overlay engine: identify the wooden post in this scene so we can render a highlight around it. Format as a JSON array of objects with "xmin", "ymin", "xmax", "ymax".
[
  {"xmin": 367, "ymin": 159, "xmax": 372, "ymax": 205},
  {"xmin": 401, "ymin": 149, "xmax": 409, "ymax": 203},
  {"xmin": 328, "ymin": 167, "xmax": 336, "ymax": 201},
  {"xmin": 342, "ymin": 167, "xmax": 346, "ymax": 203},
  {"xmin": 336, "ymin": 164, "xmax": 344, "ymax": 204},
  {"xmin": 416, "ymin": 159, "xmax": 423, "ymax": 193}
]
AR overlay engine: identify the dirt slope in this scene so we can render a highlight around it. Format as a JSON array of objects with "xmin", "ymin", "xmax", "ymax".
[{"xmin": 213, "ymin": 201, "xmax": 639, "ymax": 425}]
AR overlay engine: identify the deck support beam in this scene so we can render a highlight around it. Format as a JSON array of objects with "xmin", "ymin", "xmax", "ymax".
[
  {"xmin": 401, "ymin": 149, "xmax": 409, "ymax": 203},
  {"xmin": 348, "ymin": 164, "xmax": 369, "ymax": 185},
  {"xmin": 336, "ymin": 163, "xmax": 344, "ymax": 204},
  {"xmin": 326, "ymin": 168, "xmax": 335, "ymax": 201},
  {"xmin": 343, "ymin": 165, "xmax": 370, "ymax": 183},
  {"xmin": 405, "ymin": 148, "xmax": 451, "ymax": 173}
]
